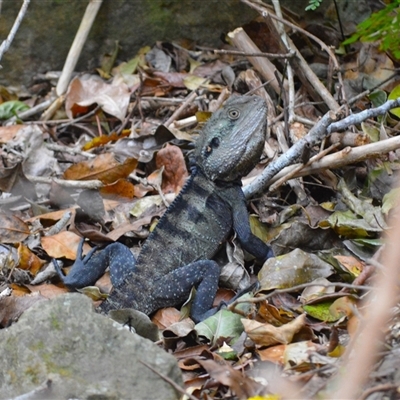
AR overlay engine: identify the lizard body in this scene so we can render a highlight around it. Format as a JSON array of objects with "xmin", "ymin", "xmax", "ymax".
[{"xmin": 55, "ymin": 95, "xmax": 273, "ymax": 322}]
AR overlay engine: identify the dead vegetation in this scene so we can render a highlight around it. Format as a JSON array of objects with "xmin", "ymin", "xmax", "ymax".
[{"xmin": 1, "ymin": 0, "xmax": 400, "ymax": 399}]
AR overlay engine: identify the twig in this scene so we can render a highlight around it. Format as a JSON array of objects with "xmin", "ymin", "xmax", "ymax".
[
  {"xmin": 58, "ymin": 105, "xmax": 100, "ymax": 129},
  {"xmin": 210, "ymin": 48, "xmax": 295, "ymax": 59},
  {"xmin": 228, "ymin": 281, "xmax": 372, "ymax": 312},
  {"xmin": 244, "ymin": 97, "xmax": 400, "ymax": 198},
  {"xmin": 45, "ymin": 211, "xmax": 72, "ymax": 236},
  {"xmin": 242, "ymin": 0, "xmax": 345, "ymax": 107},
  {"xmin": 263, "ymin": 134, "xmax": 400, "ymax": 189},
  {"xmin": 4, "ymin": 98, "xmax": 53, "ymax": 124},
  {"xmin": 269, "ymin": 142, "xmax": 340, "ymax": 192},
  {"xmin": 139, "ymin": 360, "xmax": 198, "ymax": 400},
  {"xmin": 228, "ymin": 27, "xmax": 286, "ymax": 95},
  {"xmin": 56, "ymin": 0, "xmax": 103, "ymax": 96},
  {"xmin": 358, "ymin": 383, "xmax": 399, "ymax": 400},
  {"xmin": 328, "ymin": 97, "xmax": 400, "ymax": 133},
  {"xmin": 244, "ymin": 110, "xmax": 337, "ymax": 198},
  {"xmin": 26, "ymin": 175, "xmax": 103, "ymax": 189},
  {"xmin": 0, "ymin": 0, "xmax": 30, "ymax": 63},
  {"xmin": 46, "ymin": 143, "xmax": 96, "ymax": 158},
  {"xmin": 271, "ymin": 0, "xmax": 295, "ymax": 122},
  {"xmin": 164, "ymin": 91, "xmax": 198, "ymax": 128}
]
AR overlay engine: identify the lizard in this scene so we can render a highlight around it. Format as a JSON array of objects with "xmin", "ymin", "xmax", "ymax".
[{"xmin": 54, "ymin": 95, "xmax": 274, "ymax": 323}]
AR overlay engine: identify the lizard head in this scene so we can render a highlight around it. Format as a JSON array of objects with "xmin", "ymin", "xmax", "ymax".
[{"xmin": 194, "ymin": 95, "xmax": 268, "ymax": 182}]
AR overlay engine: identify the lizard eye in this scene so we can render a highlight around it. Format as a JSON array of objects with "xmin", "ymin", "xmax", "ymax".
[{"xmin": 228, "ymin": 108, "xmax": 240, "ymax": 120}]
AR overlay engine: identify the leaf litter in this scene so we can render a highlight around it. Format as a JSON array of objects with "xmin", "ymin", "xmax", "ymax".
[{"xmin": 1, "ymin": 1, "xmax": 400, "ymax": 398}]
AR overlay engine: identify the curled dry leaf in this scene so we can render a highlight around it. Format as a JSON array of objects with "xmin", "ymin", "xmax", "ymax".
[
  {"xmin": 17, "ymin": 243, "xmax": 45, "ymax": 276},
  {"xmin": 242, "ymin": 313, "xmax": 306, "ymax": 347},
  {"xmin": 156, "ymin": 144, "xmax": 189, "ymax": 194},
  {"xmin": 109, "ymin": 308, "xmax": 160, "ymax": 342},
  {"xmin": 333, "ymin": 255, "xmax": 364, "ymax": 277},
  {"xmin": 65, "ymin": 74, "xmax": 130, "ymax": 121}
]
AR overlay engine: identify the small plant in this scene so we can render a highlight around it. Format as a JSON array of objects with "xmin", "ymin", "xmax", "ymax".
[
  {"xmin": 305, "ymin": 0, "xmax": 324, "ymax": 11},
  {"xmin": 343, "ymin": 0, "xmax": 400, "ymax": 59}
]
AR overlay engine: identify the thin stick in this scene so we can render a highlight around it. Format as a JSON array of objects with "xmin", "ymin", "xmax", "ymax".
[
  {"xmin": 244, "ymin": 97, "xmax": 400, "ymax": 198},
  {"xmin": 269, "ymin": 142, "xmax": 340, "ymax": 191},
  {"xmin": 27, "ymin": 175, "xmax": 103, "ymax": 189},
  {"xmin": 56, "ymin": 0, "xmax": 103, "ymax": 96},
  {"xmin": 242, "ymin": 0, "xmax": 346, "ymax": 106},
  {"xmin": 210, "ymin": 48, "xmax": 295, "ymax": 59},
  {"xmin": 0, "ymin": 0, "xmax": 30, "ymax": 62},
  {"xmin": 139, "ymin": 360, "xmax": 198, "ymax": 400},
  {"xmin": 164, "ymin": 91, "xmax": 198, "ymax": 128},
  {"xmin": 260, "ymin": 134, "xmax": 400, "ymax": 189}
]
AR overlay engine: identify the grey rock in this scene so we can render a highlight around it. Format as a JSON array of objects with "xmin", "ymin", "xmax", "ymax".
[{"xmin": 0, "ymin": 293, "xmax": 182, "ymax": 400}]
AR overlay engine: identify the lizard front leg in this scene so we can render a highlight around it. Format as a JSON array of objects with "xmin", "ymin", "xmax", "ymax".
[
  {"xmin": 54, "ymin": 239, "xmax": 136, "ymax": 289},
  {"xmin": 232, "ymin": 191, "xmax": 274, "ymax": 262}
]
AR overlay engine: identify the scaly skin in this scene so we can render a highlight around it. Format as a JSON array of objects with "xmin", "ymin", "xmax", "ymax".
[{"xmin": 55, "ymin": 95, "xmax": 274, "ymax": 322}]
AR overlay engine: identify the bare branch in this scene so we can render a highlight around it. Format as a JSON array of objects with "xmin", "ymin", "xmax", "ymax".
[
  {"xmin": 0, "ymin": 0, "xmax": 30, "ymax": 63},
  {"xmin": 244, "ymin": 97, "xmax": 400, "ymax": 198},
  {"xmin": 56, "ymin": 0, "xmax": 103, "ymax": 96}
]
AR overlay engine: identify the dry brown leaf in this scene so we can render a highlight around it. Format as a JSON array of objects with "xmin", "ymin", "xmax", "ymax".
[
  {"xmin": 26, "ymin": 283, "xmax": 69, "ymax": 299},
  {"xmin": 197, "ymin": 359, "xmax": 259, "ymax": 398},
  {"xmin": 0, "ymin": 125, "xmax": 26, "ymax": 144},
  {"xmin": 152, "ymin": 307, "xmax": 182, "ymax": 330},
  {"xmin": 156, "ymin": 144, "xmax": 189, "ymax": 194},
  {"xmin": 242, "ymin": 314, "xmax": 306, "ymax": 347},
  {"xmin": 0, "ymin": 211, "xmax": 30, "ymax": 243},
  {"xmin": 17, "ymin": 243, "xmax": 45, "ymax": 276},
  {"xmin": 65, "ymin": 74, "xmax": 130, "ymax": 121},
  {"xmin": 63, "ymin": 153, "xmax": 137, "ymax": 184},
  {"xmin": 0, "ymin": 294, "xmax": 46, "ymax": 326},
  {"xmin": 100, "ymin": 179, "xmax": 136, "ymax": 199},
  {"xmin": 257, "ymin": 343, "xmax": 286, "ymax": 364},
  {"xmin": 41, "ymin": 231, "xmax": 88, "ymax": 260}
]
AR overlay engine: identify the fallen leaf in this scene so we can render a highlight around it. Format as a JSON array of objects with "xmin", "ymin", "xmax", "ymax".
[
  {"xmin": 156, "ymin": 144, "xmax": 189, "ymax": 194},
  {"xmin": 242, "ymin": 314, "xmax": 306, "ymax": 347},
  {"xmin": 41, "ymin": 231, "xmax": 87, "ymax": 260},
  {"xmin": 63, "ymin": 153, "xmax": 137, "ymax": 184},
  {"xmin": 65, "ymin": 74, "xmax": 130, "ymax": 121},
  {"xmin": 0, "ymin": 211, "xmax": 30, "ymax": 243},
  {"xmin": 258, "ymin": 249, "xmax": 333, "ymax": 290}
]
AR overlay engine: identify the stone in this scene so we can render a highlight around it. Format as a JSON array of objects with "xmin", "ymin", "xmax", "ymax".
[{"xmin": 0, "ymin": 293, "xmax": 182, "ymax": 399}]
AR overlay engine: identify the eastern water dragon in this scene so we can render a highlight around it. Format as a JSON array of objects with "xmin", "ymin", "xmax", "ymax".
[{"xmin": 55, "ymin": 95, "xmax": 274, "ymax": 322}]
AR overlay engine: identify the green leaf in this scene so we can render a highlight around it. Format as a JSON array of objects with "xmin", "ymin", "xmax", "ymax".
[
  {"xmin": 303, "ymin": 302, "xmax": 340, "ymax": 322},
  {"xmin": 195, "ymin": 309, "xmax": 244, "ymax": 346},
  {"xmin": 382, "ymin": 187, "xmax": 400, "ymax": 214},
  {"xmin": 361, "ymin": 122, "xmax": 380, "ymax": 142},
  {"xmin": 195, "ymin": 294, "xmax": 253, "ymax": 346},
  {"xmin": 0, "ymin": 101, "xmax": 30, "ymax": 120},
  {"xmin": 368, "ymin": 90, "xmax": 387, "ymax": 108},
  {"xmin": 319, "ymin": 209, "xmax": 377, "ymax": 238},
  {"xmin": 388, "ymin": 85, "xmax": 400, "ymax": 118}
]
